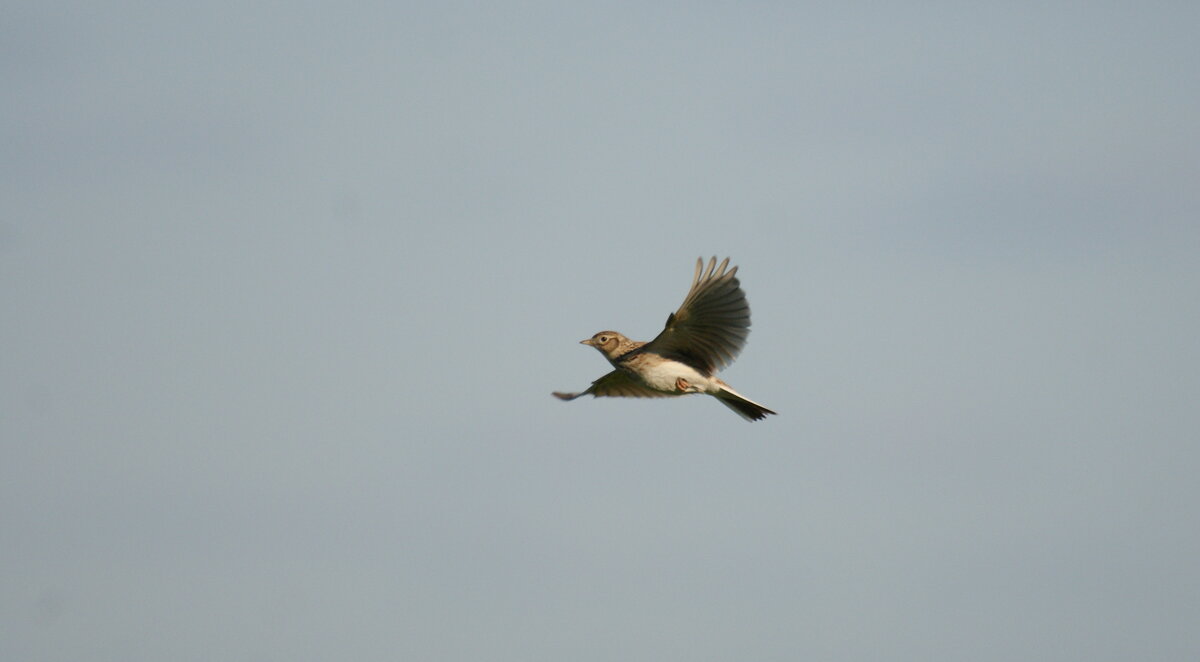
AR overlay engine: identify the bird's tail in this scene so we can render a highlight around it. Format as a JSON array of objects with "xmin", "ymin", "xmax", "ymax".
[{"xmin": 713, "ymin": 383, "xmax": 776, "ymax": 422}]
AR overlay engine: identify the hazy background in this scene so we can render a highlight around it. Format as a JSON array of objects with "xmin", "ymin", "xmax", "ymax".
[{"xmin": 3, "ymin": 3, "xmax": 1198, "ymax": 660}]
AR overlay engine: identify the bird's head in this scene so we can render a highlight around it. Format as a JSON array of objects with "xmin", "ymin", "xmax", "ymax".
[{"xmin": 580, "ymin": 331, "xmax": 629, "ymax": 359}]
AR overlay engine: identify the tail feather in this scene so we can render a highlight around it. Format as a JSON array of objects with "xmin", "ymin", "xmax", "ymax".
[{"xmin": 714, "ymin": 386, "xmax": 776, "ymax": 422}]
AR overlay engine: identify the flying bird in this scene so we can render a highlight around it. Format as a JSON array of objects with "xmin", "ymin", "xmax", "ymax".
[{"xmin": 553, "ymin": 257, "xmax": 776, "ymax": 421}]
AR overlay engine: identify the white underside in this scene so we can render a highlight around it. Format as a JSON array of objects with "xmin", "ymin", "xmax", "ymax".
[{"xmin": 638, "ymin": 359, "xmax": 717, "ymax": 394}]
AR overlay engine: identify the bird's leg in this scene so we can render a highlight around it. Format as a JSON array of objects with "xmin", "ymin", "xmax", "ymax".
[{"xmin": 675, "ymin": 377, "xmax": 691, "ymax": 392}]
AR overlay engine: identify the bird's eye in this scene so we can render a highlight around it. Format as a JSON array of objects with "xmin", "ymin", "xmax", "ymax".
[{"xmin": 599, "ymin": 336, "xmax": 609, "ymax": 343}]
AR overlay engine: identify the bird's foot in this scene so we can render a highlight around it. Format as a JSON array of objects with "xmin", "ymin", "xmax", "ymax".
[{"xmin": 675, "ymin": 377, "xmax": 691, "ymax": 392}]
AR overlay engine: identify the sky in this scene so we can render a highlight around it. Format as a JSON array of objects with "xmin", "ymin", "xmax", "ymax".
[{"xmin": 3, "ymin": 3, "xmax": 1199, "ymax": 660}]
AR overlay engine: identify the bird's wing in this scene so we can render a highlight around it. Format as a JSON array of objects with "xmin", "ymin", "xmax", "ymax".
[
  {"xmin": 639, "ymin": 256, "xmax": 750, "ymax": 375},
  {"xmin": 552, "ymin": 370, "xmax": 675, "ymax": 400}
]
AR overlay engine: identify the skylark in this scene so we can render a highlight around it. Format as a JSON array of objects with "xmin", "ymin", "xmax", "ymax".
[{"xmin": 553, "ymin": 257, "xmax": 776, "ymax": 422}]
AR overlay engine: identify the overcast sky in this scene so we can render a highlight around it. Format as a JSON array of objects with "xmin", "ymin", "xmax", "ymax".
[{"xmin": 3, "ymin": 3, "xmax": 1198, "ymax": 661}]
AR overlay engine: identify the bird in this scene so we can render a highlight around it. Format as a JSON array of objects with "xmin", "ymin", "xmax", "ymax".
[{"xmin": 553, "ymin": 256, "xmax": 776, "ymax": 421}]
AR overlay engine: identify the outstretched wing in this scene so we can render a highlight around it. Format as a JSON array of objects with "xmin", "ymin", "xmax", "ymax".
[
  {"xmin": 552, "ymin": 370, "xmax": 675, "ymax": 401},
  {"xmin": 639, "ymin": 256, "xmax": 750, "ymax": 375}
]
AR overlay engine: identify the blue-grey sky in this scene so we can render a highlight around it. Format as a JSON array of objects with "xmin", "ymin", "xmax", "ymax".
[{"xmin": 3, "ymin": 3, "xmax": 1198, "ymax": 660}]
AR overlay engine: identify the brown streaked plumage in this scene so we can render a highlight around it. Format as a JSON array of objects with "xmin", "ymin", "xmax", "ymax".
[{"xmin": 553, "ymin": 257, "xmax": 776, "ymax": 422}]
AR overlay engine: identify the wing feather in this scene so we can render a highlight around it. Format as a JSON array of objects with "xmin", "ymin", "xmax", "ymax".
[
  {"xmin": 552, "ymin": 370, "xmax": 675, "ymax": 400},
  {"xmin": 639, "ymin": 256, "xmax": 753, "ymax": 375}
]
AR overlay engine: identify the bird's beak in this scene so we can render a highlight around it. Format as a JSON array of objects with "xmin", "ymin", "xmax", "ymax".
[{"xmin": 579, "ymin": 338, "xmax": 594, "ymax": 346}]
